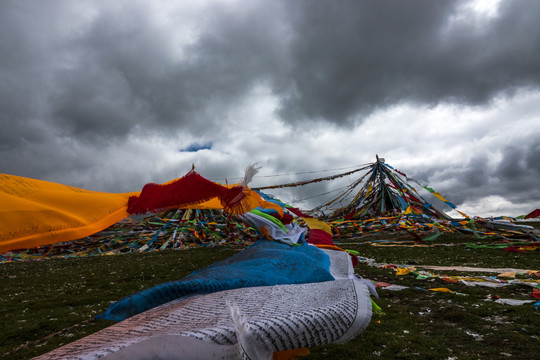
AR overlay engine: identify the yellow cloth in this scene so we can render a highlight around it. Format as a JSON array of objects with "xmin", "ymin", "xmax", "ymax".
[
  {"xmin": 0, "ymin": 174, "xmax": 283, "ymax": 253},
  {"xmin": 431, "ymin": 192, "xmax": 448, "ymax": 203},
  {"xmin": 497, "ymin": 272, "xmax": 516, "ymax": 279},
  {"xmin": 0, "ymin": 173, "xmax": 136, "ymax": 253},
  {"xmin": 302, "ymin": 217, "xmax": 332, "ymax": 234},
  {"xmin": 395, "ymin": 267, "xmax": 415, "ymax": 275},
  {"xmin": 429, "ymin": 288, "xmax": 453, "ymax": 293}
]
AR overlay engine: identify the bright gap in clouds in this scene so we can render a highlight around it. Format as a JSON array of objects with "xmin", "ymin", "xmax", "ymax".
[{"xmin": 468, "ymin": 0, "xmax": 502, "ymax": 18}]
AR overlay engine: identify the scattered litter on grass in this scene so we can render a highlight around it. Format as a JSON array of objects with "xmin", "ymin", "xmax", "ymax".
[
  {"xmin": 380, "ymin": 285, "xmax": 409, "ymax": 291},
  {"xmin": 495, "ymin": 299, "xmax": 536, "ymax": 306},
  {"xmin": 465, "ymin": 330, "xmax": 484, "ymax": 341},
  {"xmin": 368, "ymin": 261, "xmax": 540, "ymax": 291},
  {"xmin": 429, "ymin": 287, "xmax": 453, "ymax": 292}
]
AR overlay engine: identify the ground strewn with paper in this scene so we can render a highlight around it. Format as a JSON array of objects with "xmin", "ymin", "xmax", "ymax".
[{"xmin": 2, "ymin": 229, "xmax": 538, "ymax": 360}]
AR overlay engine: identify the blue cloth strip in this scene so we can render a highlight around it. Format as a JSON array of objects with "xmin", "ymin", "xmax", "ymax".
[{"xmin": 97, "ymin": 240, "xmax": 333, "ymax": 322}]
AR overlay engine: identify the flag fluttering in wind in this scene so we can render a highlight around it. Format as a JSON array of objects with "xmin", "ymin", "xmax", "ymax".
[{"xmin": 0, "ymin": 165, "xmax": 281, "ymax": 253}]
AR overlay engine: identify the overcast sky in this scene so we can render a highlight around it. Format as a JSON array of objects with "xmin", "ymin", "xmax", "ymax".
[{"xmin": 1, "ymin": 0, "xmax": 539, "ymax": 217}]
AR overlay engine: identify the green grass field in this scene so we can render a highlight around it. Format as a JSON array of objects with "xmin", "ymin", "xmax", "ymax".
[{"xmin": 1, "ymin": 231, "xmax": 538, "ymax": 359}]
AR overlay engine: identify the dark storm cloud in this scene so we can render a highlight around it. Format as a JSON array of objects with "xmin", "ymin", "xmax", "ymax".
[
  {"xmin": 421, "ymin": 136, "xmax": 540, "ymax": 212},
  {"xmin": 3, "ymin": 0, "xmax": 540, "ymax": 142},
  {"xmin": 6, "ymin": 0, "xmax": 540, "ymax": 150},
  {"xmin": 497, "ymin": 146, "xmax": 527, "ymax": 180},
  {"xmin": 0, "ymin": 1, "xmax": 289, "ymax": 145},
  {"xmin": 462, "ymin": 155, "xmax": 491, "ymax": 189},
  {"xmin": 49, "ymin": 1, "xmax": 290, "ymax": 140},
  {"xmin": 524, "ymin": 139, "xmax": 540, "ymax": 173},
  {"xmin": 495, "ymin": 140, "xmax": 540, "ymax": 195},
  {"xmin": 0, "ymin": 0, "xmax": 291, "ymax": 180},
  {"xmin": 279, "ymin": 0, "xmax": 540, "ymax": 125}
]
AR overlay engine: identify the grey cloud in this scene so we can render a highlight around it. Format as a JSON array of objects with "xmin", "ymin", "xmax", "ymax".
[
  {"xmin": 51, "ymin": 65, "xmax": 148, "ymax": 140},
  {"xmin": 496, "ymin": 146, "xmax": 527, "ymax": 180},
  {"xmin": 421, "ymin": 137, "xmax": 540, "ymax": 212},
  {"xmin": 524, "ymin": 140, "xmax": 540, "ymax": 173},
  {"xmin": 1, "ymin": 1, "xmax": 290, "ymax": 144},
  {"xmin": 279, "ymin": 0, "xmax": 540, "ymax": 125},
  {"xmin": 4, "ymin": 0, "xmax": 540, "ymax": 145},
  {"xmin": 0, "ymin": 0, "xmax": 290, "ymax": 180},
  {"xmin": 494, "ymin": 141, "xmax": 540, "ymax": 200},
  {"xmin": 59, "ymin": 1, "xmax": 289, "ymax": 138},
  {"xmin": 463, "ymin": 155, "xmax": 491, "ymax": 189}
]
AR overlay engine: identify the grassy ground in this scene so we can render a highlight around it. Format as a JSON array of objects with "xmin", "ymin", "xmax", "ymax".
[
  {"xmin": 0, "ymin": 247, "xmax": 240, "ymax": 359},
  {"xmin": 1, "ymin": 232, "xmax": 538, "ymax": 359},
  {"xmin": 310, "ymin": 232, "xmax": 539, "ymax": 360}
]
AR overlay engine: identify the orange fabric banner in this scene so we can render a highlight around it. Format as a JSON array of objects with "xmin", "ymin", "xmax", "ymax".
[
  {"xmin": 0, "ymin": 173, "xmax": 136, "ymax": 253},
  {"xmin": 0, "ymin": 173, "xmax": 283, "ymax": 253}
]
